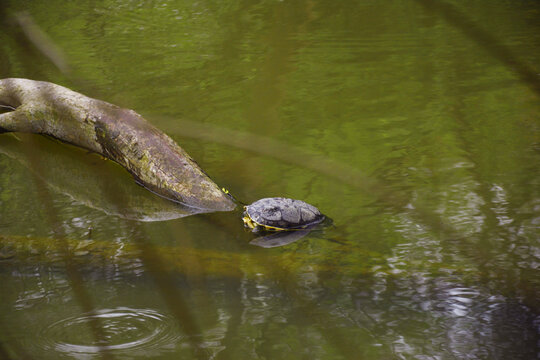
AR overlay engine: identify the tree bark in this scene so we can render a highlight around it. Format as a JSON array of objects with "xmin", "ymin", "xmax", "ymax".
[{"xmin": 0, "ymin": 78, "xmax": 235, "ymax": 211}]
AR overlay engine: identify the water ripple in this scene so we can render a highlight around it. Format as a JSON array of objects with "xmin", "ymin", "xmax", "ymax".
[{"xmin": 37, "ymin": 307, "xmax": 182, "ymax": 357}]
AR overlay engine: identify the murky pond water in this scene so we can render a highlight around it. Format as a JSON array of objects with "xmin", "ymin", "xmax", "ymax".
[{"xmin": 1, "ymin": 1, "xmax": 539, "ymax": 359}]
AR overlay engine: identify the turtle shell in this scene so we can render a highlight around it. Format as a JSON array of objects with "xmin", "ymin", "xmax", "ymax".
[{"xmin": 244, "ymin": 197, "xmax": 324, "ymax": 230}]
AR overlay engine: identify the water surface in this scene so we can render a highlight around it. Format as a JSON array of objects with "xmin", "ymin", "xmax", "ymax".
[{"xmin": 0, "ymin": 1, "xmax": 539, "ymax": 359}]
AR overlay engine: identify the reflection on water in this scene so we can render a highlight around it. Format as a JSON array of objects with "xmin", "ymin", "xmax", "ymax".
[
  {"xmin": 0, "ymin": 134, "xmax": 208, "ymax": 222},
  {"xmin": 249, "ymin": 228, "xmax": 312, "ymax": 248},
  {"xmin": 0, "ymin": 0, "xmax": 539, "ymax": 359}
]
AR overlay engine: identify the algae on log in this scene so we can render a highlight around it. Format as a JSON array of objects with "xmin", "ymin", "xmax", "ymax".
[{"xmin": 0, "ymin": 78, "xmax": 235, "ymax": 211}]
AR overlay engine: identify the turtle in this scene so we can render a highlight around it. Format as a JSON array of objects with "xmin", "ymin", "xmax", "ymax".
[{"xmin": 242, "ymin": 197, "xmax": 325, "ymax": 231}]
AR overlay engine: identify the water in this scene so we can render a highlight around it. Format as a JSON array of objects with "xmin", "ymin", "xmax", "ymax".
[{"xmin": 1, "ymin": 0, "xmax": 539, "ymax": 359}]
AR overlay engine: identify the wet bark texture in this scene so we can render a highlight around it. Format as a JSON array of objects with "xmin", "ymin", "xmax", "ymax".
[{"xmin": 0, "ymin": 78, "xmax": 235, "ymax": 211}]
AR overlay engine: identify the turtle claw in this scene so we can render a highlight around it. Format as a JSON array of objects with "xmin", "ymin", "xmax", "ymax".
[{"xmin": 242, "ymin": 215, "xmax": 258, "ymax": 230}]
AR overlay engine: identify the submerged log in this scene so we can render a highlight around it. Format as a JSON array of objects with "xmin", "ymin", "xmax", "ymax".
[{"xmin": 0, "ymin": 78, "xmax": 235, "ymax": 211}]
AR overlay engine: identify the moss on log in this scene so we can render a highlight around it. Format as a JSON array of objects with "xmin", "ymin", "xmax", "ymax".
[{"xmin": 0, "ymin": 78, "xmax": 235, "ymax": 211}]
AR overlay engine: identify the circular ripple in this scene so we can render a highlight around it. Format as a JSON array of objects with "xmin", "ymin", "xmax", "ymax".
[{"xmin": 39, "ymin": 307, "xmax": 182, "ymax": 356}]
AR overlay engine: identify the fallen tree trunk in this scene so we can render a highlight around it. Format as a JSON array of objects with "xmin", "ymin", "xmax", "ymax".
[{"xmin": 0, "ymin": 78, "xmax": 235, "ymax": 211}]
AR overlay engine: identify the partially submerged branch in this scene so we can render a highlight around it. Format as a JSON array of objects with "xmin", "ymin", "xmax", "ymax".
[{"xmin": 0, "ymin": 78, "xmax": 235, "ymax": 211}]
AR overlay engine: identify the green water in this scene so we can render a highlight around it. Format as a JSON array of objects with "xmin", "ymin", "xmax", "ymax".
[{"xmin": 1, "ymin": 1, "xmax": 539, "ymax": 359}]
